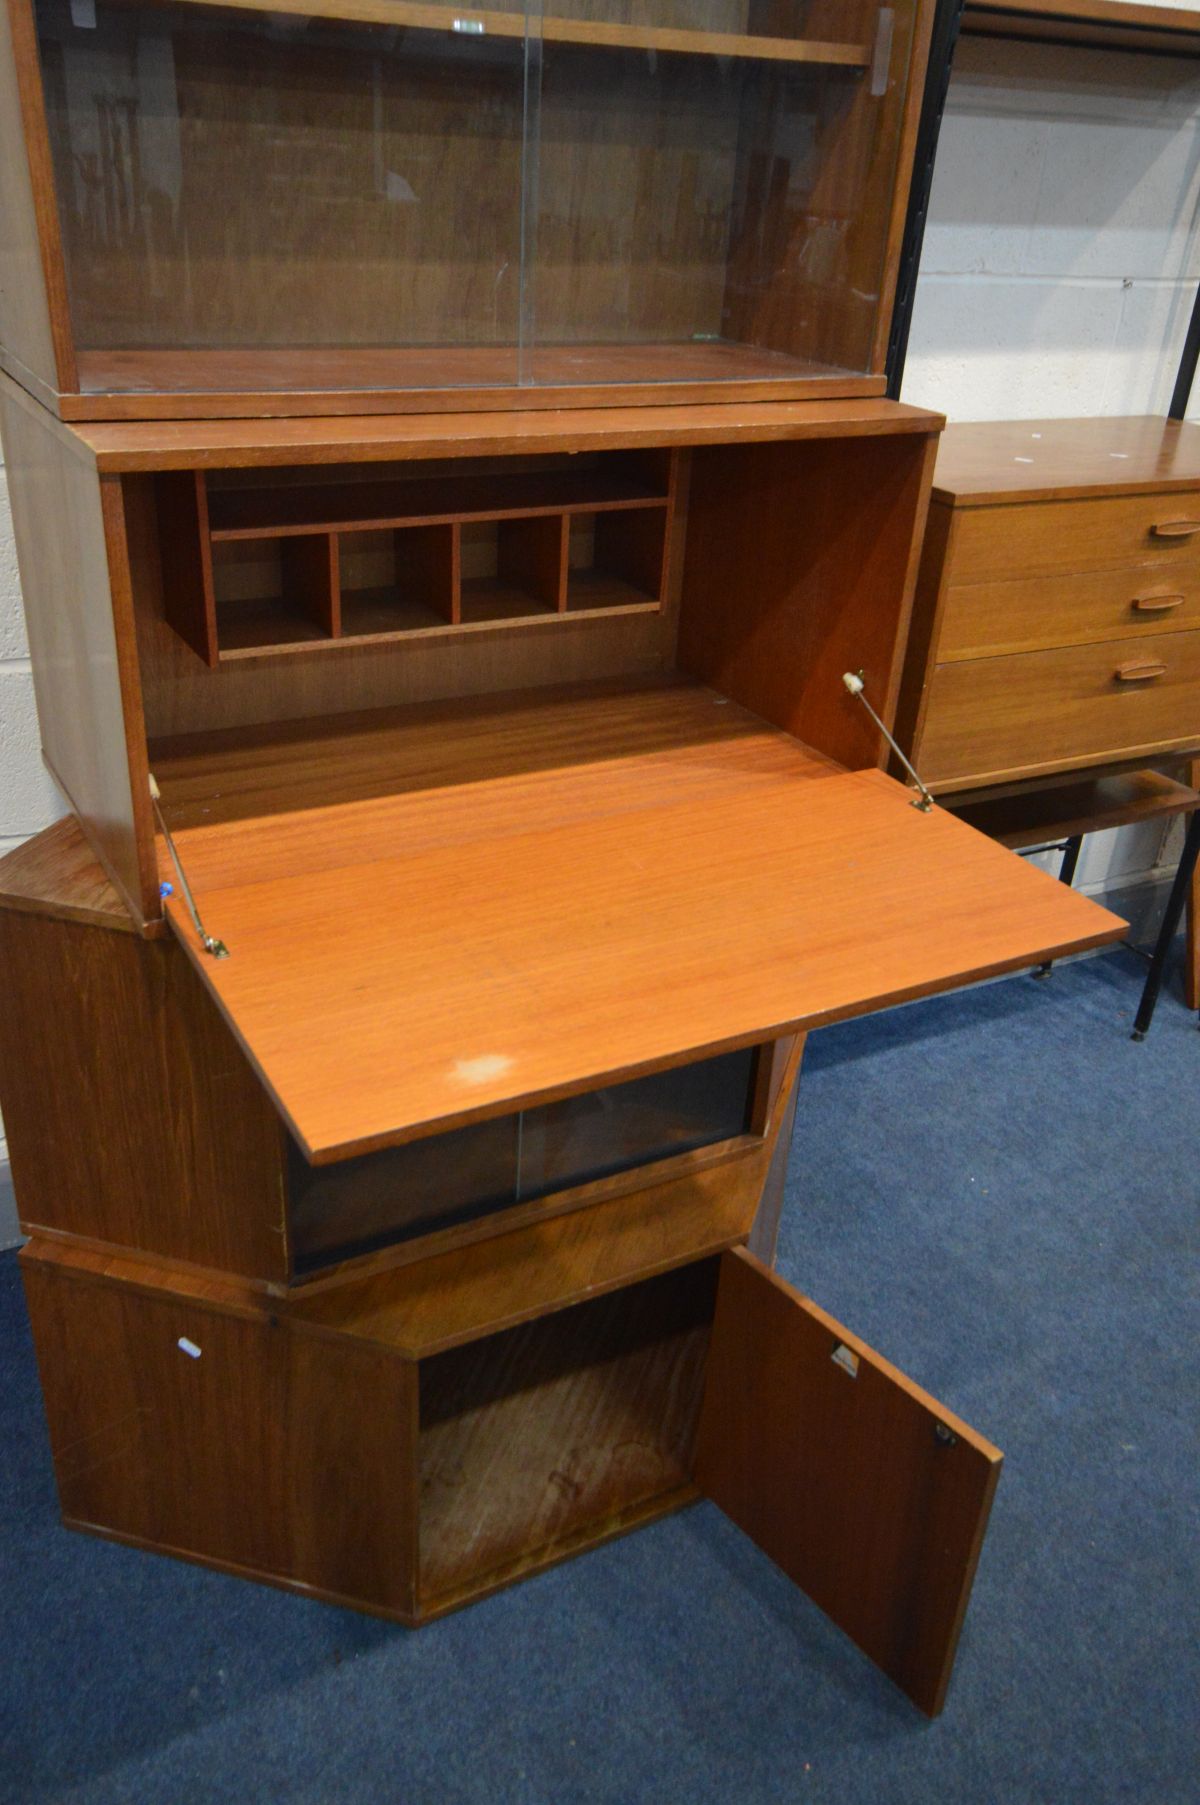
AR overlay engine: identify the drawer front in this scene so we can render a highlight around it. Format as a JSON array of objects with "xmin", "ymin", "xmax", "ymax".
[
  {"xmin": 938, "ymin": 562, "xmax": 1200, "ymax": 661},
  {"xmin": 920, "ymin": 628, "xmax": 1200, "ymax": 787},
  {"xmin": 953, "ymin": 492, "xmax": 1200, "ymax": 583}
]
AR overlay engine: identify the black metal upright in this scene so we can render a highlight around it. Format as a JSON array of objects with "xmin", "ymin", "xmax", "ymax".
[
  {"xmin": 1168, "ymin": 283, "xmax": 1200, "ymax": 420},
  {"xmin": 885, "ymin": 0, "xmax": 966, "ymax": 400}
]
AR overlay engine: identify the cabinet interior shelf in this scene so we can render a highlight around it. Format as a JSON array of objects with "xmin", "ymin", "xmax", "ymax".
[
  {"xmin": 160, "ymin": 451, "xmax": 675, "ymax": 662},
  {"xmin": 206, "ymin": 469, "xmax": 669, "ymax": 540},
  {"xmin": 168, "ymin": 0, "xmax": 873, "ymax": 68}
]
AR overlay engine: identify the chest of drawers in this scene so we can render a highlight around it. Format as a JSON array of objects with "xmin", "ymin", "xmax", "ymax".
[
  {"xmin": 896, "ymin": 417, "xmax": 1200, "ymax": 1010},
  {"xmin": 897, "ymin": 417, "xmax": 1200, "ymax": 791}
]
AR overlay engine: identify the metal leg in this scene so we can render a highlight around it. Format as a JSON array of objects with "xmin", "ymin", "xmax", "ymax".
[
  {"xmin": 1034, "ymin": 835, "xmax": 1085, "ymax": 977},
  {"xmin": 1131, "ymin": 808, "xmax": 1200, "ymax": 1040}
]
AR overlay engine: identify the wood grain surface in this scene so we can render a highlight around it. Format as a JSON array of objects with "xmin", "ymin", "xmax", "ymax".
[
  {"xmin": 22, "ymin": 1251, "xmax": 420, "ymax": 1620},
  {"xmin": 417, "ymin": 1262, "xmax": 717, "ymax": 1604},
  {"xmin": 150, "ymin": 677, "xmax": 833, "ymax": 832},
  {"xmin": 936, "ymin": 562, "xmax": 1200, "ymax": 663},
  {"xmin": 69, "ymin": 397, "xmax": 944, "ymax": 474},
  {"xmin": 0, "ymin": 905, "xmax": 288, "ymax": 1282},
  {"xmin": 694, "ymin": 1247, "xmax": 1002, "ymax": 1716},
  {"xmin": 126, "ymin": 0, "xmax": 871, "ymax": 65},
  {"xmin": 951, "ymin": 493, "xmax": 1200, "ymax": 585},
  {"xmin": 932, "ymin": 416, "xmax": 1200, "ymax": 507},
  {"xmin": 0, "ymin": 815, "xmax": 134, "ymax": 932},
  {"xmin": 155, "ymin": 684, "xmax": 1123, "ymax": 1162},
  {"xmin": 678, "ymin": 431, "xmax": 937, "ymax": 770},
  {"xmin": 919, "ymin": 628, "xmax": 1200, "ymax": 788}
]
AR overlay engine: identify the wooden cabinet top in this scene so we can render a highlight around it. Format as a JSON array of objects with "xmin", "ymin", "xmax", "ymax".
[{"xmin": 931, "ymin": 416, "xmax": 1200, "ymax": 508}]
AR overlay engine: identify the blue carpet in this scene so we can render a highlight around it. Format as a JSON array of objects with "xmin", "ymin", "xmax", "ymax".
[{"xmin": 1, "ymin": 946, "xmax": 1197, "ymax": 1804}]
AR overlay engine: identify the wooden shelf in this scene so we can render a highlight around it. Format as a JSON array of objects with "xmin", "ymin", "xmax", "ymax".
[
  {"xmin": 962, "ymin": 0, "xmax": 1200, "ymax": 55},
  {"xmin": 207, "ymin": 470, "xmax": 668, "ymax": 540},
  {"xmin": 74, "ymin": 343, "xmax": 861, "ymax": 419},
  {"xmin": 338, "ymin": 589, "xmax": 453, "ymax": 642},
  {"xmin": 216, "ymin": 598, "xmax": 333, "ymax": 658},
  {"xmin": 416, "ymin": 1264, "xmax": 715, "ymax": 1604},
  {"xmin": 458, "ymin": 579, "xmax": 559, "ymax": 628},
  {"xmin": 948, "ymin": 768, "xmax": 1200, "ymax": 848},
  {"xmin": 173, "ymin": 460, "xmax": 671, "ymax": 661},
  {"xmin": 565, "ymin": 571, "xmax": 660, "ymax": 614},
  {"xmin": 167, "ymin": 0, "xmax": 873, "ymax": 68},
  {"xmin": 149, "ymin": 679, "xmax": 820, "ymax": 831}
]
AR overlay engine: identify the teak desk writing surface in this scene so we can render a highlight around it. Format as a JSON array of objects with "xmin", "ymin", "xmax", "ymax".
[
  {"xmin": 896, "ymin": 415, "xmax": 1200, "ymax": 1010},
  {"xmin": 0, "ymin": 386, "xmax": 1125, "ymax": 1718}
]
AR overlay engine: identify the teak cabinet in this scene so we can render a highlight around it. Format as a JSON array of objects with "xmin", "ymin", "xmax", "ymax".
[
  {"xmin": 0, "ymin": 0, "xmax": 1126, "ymax": 1723},
  {"xmin": 0, "ymin": 0, "xmax": 934, "ymax": 418},
  {"xmin": 0, "ymin": 390, "xmax": 1124, "ymax": 1716}
]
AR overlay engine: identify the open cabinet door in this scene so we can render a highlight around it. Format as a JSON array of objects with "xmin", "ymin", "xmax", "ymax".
[{"xmin": 693, "ymin": 1247, "xmax": 1002, "ymax": 1717}]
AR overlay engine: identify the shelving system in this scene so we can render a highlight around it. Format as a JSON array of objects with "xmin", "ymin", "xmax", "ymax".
[{"xmin": 0, "ymin": 0, "xmax": 1134, "ymax": 1723}]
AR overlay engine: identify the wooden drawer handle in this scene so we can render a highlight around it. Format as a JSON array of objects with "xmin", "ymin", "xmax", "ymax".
[
  {"xmin": 1151, "ymin": 520, "xmax": 1200, "ymax": 538},
  {"xmin": 1132, "ymin": 591, "xmax": 1185, "ymax": 613},
  {"xmin": 1114, "ymin": 660, "xmax": 1168, "ymax": 683}
]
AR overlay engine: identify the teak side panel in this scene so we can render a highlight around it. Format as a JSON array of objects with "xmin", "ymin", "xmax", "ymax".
[
  {"xmin": 677, "ymin": 432, "xmax": 938, "ymax": 768},
  {"xmin": 0, "ymin": 907, "xmax": 288, "ymax": 1284},
  {"xmin": 22, "ymin": 1256, "xmax": 419, "ymax": 1620},
  {"xmin": 162, "ymin": 759, "xmax": 1124, "ymax": 1164},
  {"xmin": 694, "ymin": 1248, "xmax": 1003, "ymax": 1717},
  {"xmin": 0, "ymin": 380, "xmax": 156, "ymax": 921},
  {"xmin": 892, "ymin": 495, "xmax": 954, "ymax": 767}
]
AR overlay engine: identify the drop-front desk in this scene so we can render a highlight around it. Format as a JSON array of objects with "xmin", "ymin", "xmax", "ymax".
[{"xmin": 0, "ymin": 389, "xmax": 1124, "ymax": 1717}]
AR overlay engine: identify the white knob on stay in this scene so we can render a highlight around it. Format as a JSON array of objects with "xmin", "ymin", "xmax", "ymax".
[{"xmin": 842, "ymin": 671, "xmax": 865, "ymax": 695}]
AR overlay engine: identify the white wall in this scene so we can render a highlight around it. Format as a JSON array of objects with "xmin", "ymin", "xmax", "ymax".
[{"xmin": 900, "ymin": 29, "xmax": 1200, "ymax": 892}]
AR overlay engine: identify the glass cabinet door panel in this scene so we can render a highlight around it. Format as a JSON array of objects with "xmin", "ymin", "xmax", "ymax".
[
  {"xmin": 524, "ymin": 1, "xmax": 918, "ymax": 387},
  {"xmin": 33, "ymin": 0, "xmax": 528, "ymax": 393},
  {"xmin": 286, "ymin": 1046, "xmax": 756, "ymax": 1276}
]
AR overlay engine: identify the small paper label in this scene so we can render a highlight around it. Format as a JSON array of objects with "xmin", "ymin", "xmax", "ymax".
[{"xmin": 831, "ymin": 1343, "xmax": 859, "ymax": 1379}]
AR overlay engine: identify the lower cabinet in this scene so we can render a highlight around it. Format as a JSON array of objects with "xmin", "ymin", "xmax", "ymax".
[{"xmin": 23, "ymin": 1241, "xmax": 999, "ymax": 1717}]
